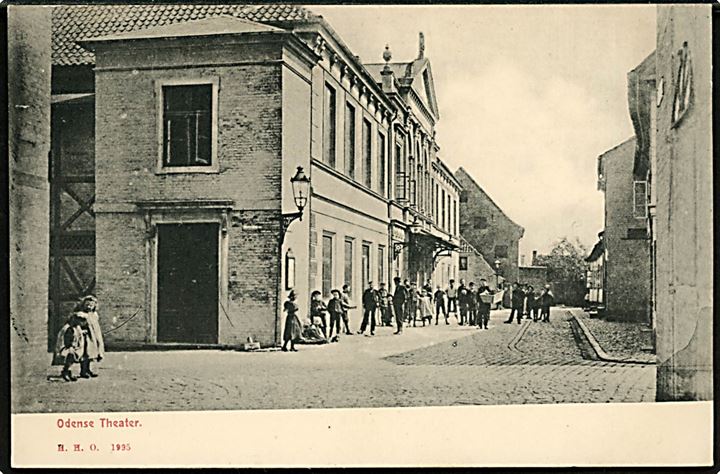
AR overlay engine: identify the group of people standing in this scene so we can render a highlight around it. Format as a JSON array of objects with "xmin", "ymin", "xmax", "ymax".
[
  {"xmin": 282, "ymin": 277, "xmax": 507, "ymax": 350},
  {"xmin": 505, "ymin": 282, "xmax": 554, "ymax": 324}
]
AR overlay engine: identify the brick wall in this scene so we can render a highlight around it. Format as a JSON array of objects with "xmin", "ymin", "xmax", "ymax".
[
  {"xmin": 94, "ymin": 35, "xmax": 285, "ymax": 346},
  {"xmin": 519, "ymin": 266, "xmax": 548, "ymax": 290},
  {"xmin": 95, "ymin": 212, "xmax": 147, "ymax": 345},
  {"xmin": 655, "ymin": 4, "xmax": 713, "ymax": 401},
  {"xmin": 9, "ymin": 6, "xmax": 52, "ymax": 390},
  {"xmin": 225, "ymin": 210, "xmax": 281, "ymax": 346},
  {"xmin": 94, "ymin": 62, "xmax": 282, "ymax": 208}
]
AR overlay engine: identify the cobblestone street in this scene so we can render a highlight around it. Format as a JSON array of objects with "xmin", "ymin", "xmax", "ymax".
[{"xmin": 15, "ymin": 308, "xmax": 656, "ymax": 413}]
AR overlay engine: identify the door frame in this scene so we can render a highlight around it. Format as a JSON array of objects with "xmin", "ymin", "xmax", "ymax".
[{"xmin": 140, "ymin": 202, "xmax": 231, "ymax": 344}]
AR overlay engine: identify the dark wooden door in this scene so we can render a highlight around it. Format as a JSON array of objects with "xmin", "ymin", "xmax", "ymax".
[{"xmin": 157, "ymin": 223, "xmax": 219, "ymax": 344}]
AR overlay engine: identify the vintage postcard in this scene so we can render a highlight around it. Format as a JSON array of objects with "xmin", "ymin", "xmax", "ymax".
[{"xmin": 8, "ymin": 2, "xmax": 713, "ymax": 468}]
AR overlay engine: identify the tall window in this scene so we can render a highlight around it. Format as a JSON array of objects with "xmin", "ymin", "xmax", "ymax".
[
  {"xmin": 361, "ymin": 243, "xmax": 371, "ymax": 290},
  {"xmin": 633, "ymin": 181, "xmax": 648, "ymax": 218},
  {"xmin": 323, "ymin": 84, "xmax": 337, "ymax": 167},
  {"xmin": 394, "ymin": 142, "xmax": 405, "ymax": 200},
  {"xmin": 362, "ymin": 118, "xmax": 372, "ymax": 188},
  {"xmin": 378, "ymin": 132, "xmax": 386, "ymax": 196},
  {"xmin": 453, "ymin": 199, "xmax": 458, "ymax": 235},
  {"xmin": 441, "ymin": 189, "xmax": 446, "ymax": 230},
  {"xmin": 378, "ymin": 245, "xmax": 385, "ymax": 284},
  {"xmin": 162, "ymin": 84, "xmax": 213, "ymax": 167},
  {"xmin": 345, "ymin": 102, "xmax": 356, "ymax": 178},
  {"xmin": 344, "ymin": 238, "xmax": 354, "ymax": 291},
  {"xmin": 322, "ymin": 234, "xmax": 333, "ymax": 297}
]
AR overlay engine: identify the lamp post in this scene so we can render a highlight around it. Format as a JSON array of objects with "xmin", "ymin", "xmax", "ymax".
[
  {"xmin": 280, "ymin": 166, "xmax": 310, "ymax": 242},
  {"xmin": 494, "ymin": 259, "xmax": 501, "ymax": 289}
]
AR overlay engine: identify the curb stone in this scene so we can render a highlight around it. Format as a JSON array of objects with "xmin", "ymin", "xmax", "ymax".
[{"xmin": 567, "ymin": 310, "xmax": 656, "ymax": 365}]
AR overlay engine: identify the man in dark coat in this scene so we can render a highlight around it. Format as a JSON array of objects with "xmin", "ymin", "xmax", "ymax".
[
  {"xmin": 392, "ymin": 277, "xmax": 407, "ymax": 335},
  {"xmin": 505, "ymin": 283, "xmax": 525, "ymax": 324},
  {"xmin": 476, "ymin": 278, "xmax": 492, "ymax": 329},
  {"xmin": 433, "ymin": 286, "xmax": 448, "ymax": 325},
  {"xmin": 467, "ymin": 282, "xmax": 478, "ymax": 326},
  {"xmin": 358, "ymin": 281, "xmax": 379, "ymax": 336},
  {"xmin": 539, "ymin": 285, "xmax": 555, "ymax": 322}
]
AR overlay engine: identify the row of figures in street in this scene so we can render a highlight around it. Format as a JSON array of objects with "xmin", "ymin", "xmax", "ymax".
[
  {"xmin": 281, "ymin": 278, "xmax": 554, "ymax": 351},
  {"xmin": 505, "ymin": 282, "xmax": 555, "ymax": 324}
]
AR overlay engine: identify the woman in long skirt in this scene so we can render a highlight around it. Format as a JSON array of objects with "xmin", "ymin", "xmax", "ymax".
[
  {"xmin": 76, "ymin": 295, "xmax": 105, "ymax": 378},
  {"xmin": 282, "ymin": 290, "xmax": 303, "ymax": 352}
]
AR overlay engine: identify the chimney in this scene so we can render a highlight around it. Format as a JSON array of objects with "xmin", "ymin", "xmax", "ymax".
[
  {"xmin": 418, "ymin": 32, "xmax": 425, "ymax": 59},
  {"xmin": 532, "ymin": 250, "xmax": 538, "ymax": 265}
]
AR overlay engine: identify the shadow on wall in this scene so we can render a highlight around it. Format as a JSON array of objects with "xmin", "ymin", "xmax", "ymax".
[{"xmin": 656, "ymin": 305, "xmax": 713, "ymax": 401}]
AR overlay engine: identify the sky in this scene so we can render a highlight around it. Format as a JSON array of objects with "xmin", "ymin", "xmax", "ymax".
[{"xmin": 310, "ymin": 5, "xmax": 656, "ymax": 259}]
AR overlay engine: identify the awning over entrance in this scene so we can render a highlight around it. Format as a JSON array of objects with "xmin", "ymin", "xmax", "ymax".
[{"xmin": 410, "ymin": 229, "xmax": 459, "ymax": 266}]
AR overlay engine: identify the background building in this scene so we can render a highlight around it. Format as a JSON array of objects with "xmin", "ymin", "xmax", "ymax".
[
  {"xmin": 458, "ymin": 236, "xmax": 498, "ymax": 288},
  {"xmin": 455, "ymin": 167, "xmax": 524, "ymax": 283},
  {"xmin": 584, "ymin": 232, "xmax": 605, "ymax": 313},
  {"xmin": 596, "ymin": 137, "xmax": 651, "ymax": 322},
  {"xmin": 519, "ymin": 265, "xmax": 548, "ymax": 291}
]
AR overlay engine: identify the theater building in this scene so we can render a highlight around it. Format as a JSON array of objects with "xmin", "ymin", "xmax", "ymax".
[{"xmin": 51, "ymin": 5, "xmax": 461, "ymax": 348}]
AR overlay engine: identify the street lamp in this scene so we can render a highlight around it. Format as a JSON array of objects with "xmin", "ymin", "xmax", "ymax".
[
  {"xmin": 393, "ymin": 215, "xmax": 422, "ymax": 260},
  {"xmin": 281, "ymin": 166, "xmax": 310, "ymax": 241},
  {"xmin": 290, "ymin": 166, "xmax": 310, "ymax": 212},
  {"xmin": 494, "ymin": 259, "xmax": 501, "ymax": 289}
]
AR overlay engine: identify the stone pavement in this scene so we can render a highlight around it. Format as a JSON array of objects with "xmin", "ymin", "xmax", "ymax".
[
  {"xmin": 13, "ymin": 308, "xmax": 656, "ymax": 413},
  {"xmin": 568, "ymin": 308, "xmax": 656, "ymax": 363}
]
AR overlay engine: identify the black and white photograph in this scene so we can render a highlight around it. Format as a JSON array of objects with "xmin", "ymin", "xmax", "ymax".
[{"xmin": 7, "ymin": 2, "xmax": 713, "ymax": 468}]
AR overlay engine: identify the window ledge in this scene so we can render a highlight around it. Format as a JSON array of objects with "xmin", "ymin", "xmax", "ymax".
[{"xmin": 156, "ymin": 165, "xmax": 220, "ymax": 175}]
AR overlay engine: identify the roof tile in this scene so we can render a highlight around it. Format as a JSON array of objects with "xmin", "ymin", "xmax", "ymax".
[{"xmin": 52, "ymin": 4, "xmax": 318, "ymax": 66}]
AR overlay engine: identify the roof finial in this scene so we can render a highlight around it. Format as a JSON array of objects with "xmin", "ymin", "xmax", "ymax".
[
  {"xmin": 418, "ymin": 32, "xmax": 425, "ymax": 59},
  {"xmin": 383, "ymin": 43, "xmax": 392, "ymax": 72}
]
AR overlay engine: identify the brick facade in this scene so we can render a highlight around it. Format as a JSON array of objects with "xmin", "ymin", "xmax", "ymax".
[
  {"xmin": 90, "ymin": 25, "xmax": 313, "ymax": 347},
  {"xmin": 9, "ymin": 6, "xmax": 52, "ymax": 388}
]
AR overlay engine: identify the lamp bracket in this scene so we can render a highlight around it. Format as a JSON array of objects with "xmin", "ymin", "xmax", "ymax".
[{"xmin": 280, "ymin": 211, "xmax": 303, "ymax": 243}]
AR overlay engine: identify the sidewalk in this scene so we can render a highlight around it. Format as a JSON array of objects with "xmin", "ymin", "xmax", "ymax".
[{"xmin": 567, "ymin": 308, "xmax": 656, "ymax": 364}]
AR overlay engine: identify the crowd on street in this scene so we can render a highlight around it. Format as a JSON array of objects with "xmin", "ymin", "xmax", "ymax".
[{"xmin": 282, "ymin": 278, "xmax": 555, "ymax": 351}]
